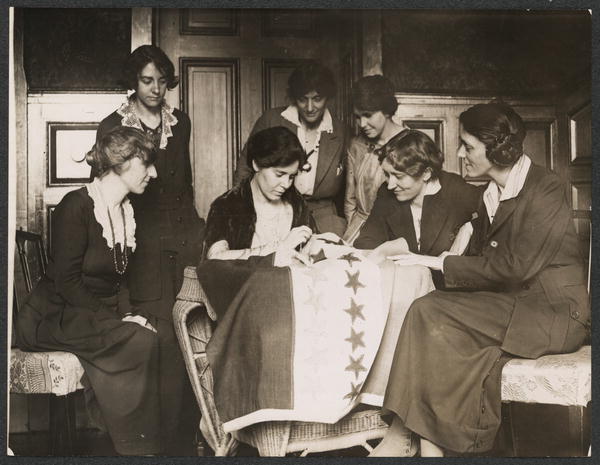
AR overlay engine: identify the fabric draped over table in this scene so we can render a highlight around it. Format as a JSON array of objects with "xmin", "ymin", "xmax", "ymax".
[{"xmin": 196, "ymin": 248, "xmax": 435, "ymax": 434}]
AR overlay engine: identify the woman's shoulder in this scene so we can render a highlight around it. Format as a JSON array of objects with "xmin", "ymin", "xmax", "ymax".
[
  {"xmin": 97, "ymin": 111, "xmax": 123, "ymax": 135},
  {"xmin": 209, "ymin": 182, "xmax": 249, "ymax": 214},
  {"xmin": 348, "ymin": 134, "xmax": 373, "ymax": 154},
  {"xmin": 55, "ymin": 187, "xmax": 93, "ymax": 217},
  {"xmin": 172, "ymin": 107, "xmax": 191, "ymax": 125},
  {"xmin": 525, "ymin": 163, "xmax": 566, "ymax": 196}
]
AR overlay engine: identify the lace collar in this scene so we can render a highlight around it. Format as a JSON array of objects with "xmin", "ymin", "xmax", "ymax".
[
  {"xmin": 116, "ymin": 95, "xmax": 178, "ymax": 149},
  {"xmin": 86, "ymin": 178, "xmax": 137, "ymax": 252}
]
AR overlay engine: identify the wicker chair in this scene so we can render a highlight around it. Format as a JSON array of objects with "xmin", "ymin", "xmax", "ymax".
[{"xmin": 173, "ymin": 266, "xmax": 389, "ymax": 456}]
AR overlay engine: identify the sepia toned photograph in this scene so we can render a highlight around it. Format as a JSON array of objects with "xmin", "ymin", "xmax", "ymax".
[{"xmin": 6, "ymin": 4, "xmax": 592, "ymax": 459}]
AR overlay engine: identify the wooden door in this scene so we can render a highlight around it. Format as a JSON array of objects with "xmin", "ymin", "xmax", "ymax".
[{"xmin": 157, "ymin": 8, "xmax": 344, "ymax": 219}]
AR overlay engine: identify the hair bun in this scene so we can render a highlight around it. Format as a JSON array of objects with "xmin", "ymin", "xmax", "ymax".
[
  {"xmin": 489, "ymin": 132, "xmax": 523, "ymax": 166},
  {"xmin": 85, "ymin": 144, "xmax": 103, "ymax": 173}
]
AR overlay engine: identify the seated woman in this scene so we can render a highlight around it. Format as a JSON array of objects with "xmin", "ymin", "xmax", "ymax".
[
  {"xmin": 344, "ymin": 75, "xmax": 406, "ymax": 244},
  {"xmin": 372, "ymin": 102, "xmax": 590, "ymax": 457},
  {"xmin": 17, "ymin": 127, "xmax": 161, "ymax": 456},
  {"xmin": 354, "ymin": 129, "xmax": 480, "ymax": 287},
  {"xmin": 204, "ymin": 126, "xmax": 315, "ymax": 265}
]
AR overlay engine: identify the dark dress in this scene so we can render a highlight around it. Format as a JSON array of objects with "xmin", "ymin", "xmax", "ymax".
[
  {"xmin": 355, "ymin": 171, "xmax": 480, "ymax": 288},
  {"xmin": 16, "ymin": 188, "xmax": 160, "ymax": 456},
  {"xmin": 96, "ymin": 97, "xmax": 204, "ymax": 454},
  {"xmin": 382, "ymin": 164, "xmax": 590, "ymax": 453},
  {"xmin": 204, "ymin": 177, "xmax": 313, "ymax": 253}
]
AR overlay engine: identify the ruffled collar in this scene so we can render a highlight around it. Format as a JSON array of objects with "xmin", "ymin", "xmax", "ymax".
[
  {"xmin": 86, "ymin": 178, "xmax": 136, "ymax": 252},
  {"xmin": 116, "ymin": 95, "xmax": 178, "ymax": 149}
]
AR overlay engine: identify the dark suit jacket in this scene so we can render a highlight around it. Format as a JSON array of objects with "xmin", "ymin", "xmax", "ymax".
[
  {"xmin": 354, "ymin": 171, "xmax": 480, "ymax": 256},
  {"xmin": 444, "ymin": 164, "xmax": 589, "ymax": 358},
  {"xmin": 233, "ymin": 106, "xmax": 348, "ymax": 207}
]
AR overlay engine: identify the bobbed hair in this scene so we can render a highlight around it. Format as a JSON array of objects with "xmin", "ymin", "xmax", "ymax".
[
  {"xmin": 86, "ymin": 126, "xmax": 156, "ymax": 177},
  {"xmin": 122, "ymin": 45, "xmax": 179, "ymax": 91},
  {"xmin": 380, "ymin": 129, "xmax": 444, "ymax": 180},
  {"xmin": 459, "ymin": 100, "xmax": 526, "ymax": 167},
  {"xmin": 352, "ymin": 75, "xmax": 398, "ymax": 116},
  {"xmin": 287, "ymin": 62, "xmax": 336, "ymax": 101},
  {"xmin": 246, "ymin": 126, "xmax": 306, "ymax": 172}
]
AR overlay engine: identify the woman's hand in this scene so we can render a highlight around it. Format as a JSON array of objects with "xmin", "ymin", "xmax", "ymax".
[
  {"xmin": 280, "ymin": 226, "xmax": 313, "ymax": 251},
  {"xmin": 366, "ymin": 237, "xmax": 410, "ymax": 265},
  {"xmin": 122, "ymin": 314, "xmax": 157, "ymax": 333},
  {"xmin": 390, "ymin": 251, "xmax": 449, "ymax": 271}
]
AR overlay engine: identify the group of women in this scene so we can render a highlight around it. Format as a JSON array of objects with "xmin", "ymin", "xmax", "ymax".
[{"xmin": 16, "ymin": 44, "xmax": 589, "ymax": 457}]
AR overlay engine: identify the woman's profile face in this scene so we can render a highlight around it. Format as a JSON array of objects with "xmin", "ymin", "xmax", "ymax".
[
  {"xmin": 135, "ymin": 61, "xmax": 168, "ymax": 110},
  {"xmin": 458, "ymin": 124, "xmax": 493, "ymax": 178},
  {"xmin": 118, "ymin": 157, "xmax": 158, "ymax": 195},
  {"xmin": 354, "ymin": 108, "xmax": 388, "ymax": 140},
  {"xmin": 252, "ymin": 160, "xmax": 300, "ymax": 202},
  {"xmin": 381, "ymin": 158, "xmax": 431, "ymax": 203}
]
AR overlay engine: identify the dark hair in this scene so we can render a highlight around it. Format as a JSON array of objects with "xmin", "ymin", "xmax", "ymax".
[
  {"xmin": 287, "ymin": 62, "xmax": 336, "ymax": 101},
  {"xmin": 122, "ymin": 45, "xmax": 179, "ymax": 91},
  {"xmin": 246, "ymin": 127, "xmax": 306, "ymax": 171},
  {"xmin": 379, "ymin": 129, "xmax": 444, "ymax": 180},
  {"xmin": 86, "ymin": 126, "xmax": 156, "ymax": 177},
  {"xmin": 352, "ymin": 75, "xmax": 398, "ymax": 116},
  {"xmin": 459, "ymin": 100, "xmax": 526, "ymax": 166}
]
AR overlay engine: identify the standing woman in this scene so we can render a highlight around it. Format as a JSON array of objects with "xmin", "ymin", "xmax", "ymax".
[
  {"xmin": 371, "ymin": 102, "xmax": 590, "ymax": 456},
  {"xmin": 343, "ymin": 75, "xmax": 406, "ymax": 244},
  {"xmin": 96, "ymin": 45, "xmax": 205, "ymax": 455},
  {"xmin": 18, "ymin": 127, "xmax": 160, "ymax": 455}
]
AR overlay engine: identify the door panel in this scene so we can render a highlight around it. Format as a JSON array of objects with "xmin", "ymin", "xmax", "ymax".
[
  {"xmin": 181, "ymin": 58, "xmax": 240, "ymax": 218},
  {"xmin": 158, "ymin": 8, "xmax": 340, "ymax": 218}
]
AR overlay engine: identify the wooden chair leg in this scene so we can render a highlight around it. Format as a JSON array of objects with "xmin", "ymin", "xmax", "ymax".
[
  {"xmin": 49, "ymin": 393, "xmax": 77, "ymax": 455},
  {"xmin": 567, "ymin": 405, "xmax": 590, "ymax": 457}
]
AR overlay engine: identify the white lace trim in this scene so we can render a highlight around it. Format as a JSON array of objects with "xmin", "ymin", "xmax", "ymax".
[
  {"xmin": 86, "ymin": 179, "xmax": 137, "ymax": 252},
  {"xmin": 116, "ymin": 95, "xmax": 178, "ymax": 149}
]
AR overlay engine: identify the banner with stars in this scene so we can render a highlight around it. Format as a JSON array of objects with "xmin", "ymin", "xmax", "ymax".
[
  {"xmin": 217, "ymin": 247, "xmax": 387, "ymax": 433},
  {"xmin": 289, "ymin": 251, "xmax": 386, "ymax": 422}
]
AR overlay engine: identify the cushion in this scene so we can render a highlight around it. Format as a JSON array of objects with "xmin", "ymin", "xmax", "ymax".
[
  {"xmin": 10, "ymin": 348, "xmax": 84, "ymax": 396},
  {"xmin": 501, "ymin": 345, "xmax": 591, "ymax": 406}
]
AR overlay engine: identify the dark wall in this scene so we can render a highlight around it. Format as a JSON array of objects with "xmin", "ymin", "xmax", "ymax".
[
  {"xmin": 382, "ymin": 10, "xmax": 591, "ymax": 96},
  {"xmin": 23, "ymin": 8, "xmax": 131, "ymax": 92}
]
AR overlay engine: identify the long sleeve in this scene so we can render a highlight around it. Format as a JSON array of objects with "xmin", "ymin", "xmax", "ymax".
[
  {"xmin": 444, "ymin": 174, "xmax": 572, "ymax": 289},
  {"xmin": 353, "ymin": 184, "xmax": 391, "ymax": 249},
  {"xmin": 178, "ymin": 111, "xmax": 194, "ymax": 189},
  {"xmin": 51, "ymin": 192, "xmax": 105, "ymax": 311},
  {"xmin": 344, "ymin": 147, "xmax": 357, "ymax": 222}
]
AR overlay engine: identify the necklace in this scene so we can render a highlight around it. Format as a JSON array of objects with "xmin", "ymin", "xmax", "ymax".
[{"xmin": 106, "ymin": 205, "xmax": 128, "ymax": 275}]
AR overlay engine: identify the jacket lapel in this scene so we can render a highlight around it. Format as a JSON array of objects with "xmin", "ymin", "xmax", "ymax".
[
  {"xmin": 419, "ymin": 194, "xmax": 449, "ymax": 254},
  {"xmin": 386, "ymin": 203, "xmax": 419, "ymax": 252},
  {"xmin": 485, "ymin": 165, "xmax": 541, "ymax": 238},
  {"xmin": 486, "ymin": 197, "xmax": 518, "ymax": 238},
  {"xmin": 313, "ymin": 131, "xmax": 340, "ymax": 193}
]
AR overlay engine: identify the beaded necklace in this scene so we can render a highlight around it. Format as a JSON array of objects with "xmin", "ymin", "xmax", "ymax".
[{"xmin": 106, "ymin": 205, "xmax": 128, "ymax": 275}]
